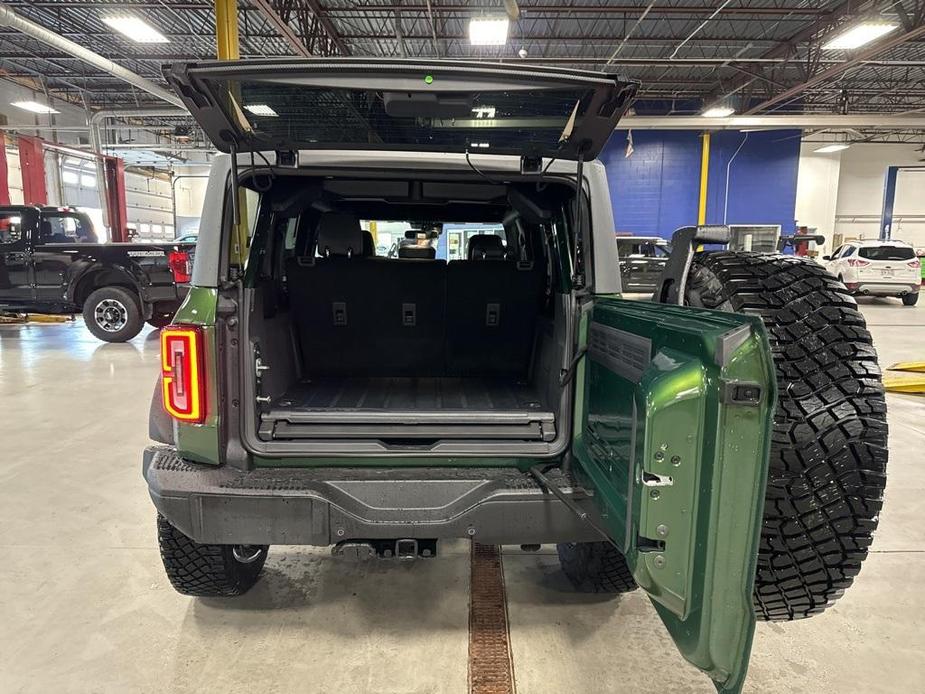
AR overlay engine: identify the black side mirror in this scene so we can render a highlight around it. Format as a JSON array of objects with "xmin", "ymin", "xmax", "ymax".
[{"xmin": 821, "ymin": 255, "xmax": 831, "ymax": 261}]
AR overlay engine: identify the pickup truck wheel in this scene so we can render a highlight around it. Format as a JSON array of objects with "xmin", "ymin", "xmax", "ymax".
[
  {"xmin": 556, "ymin": 541, "xmax": 637, "ymax": 593},
  {"xmin": 82, "ymin": 286, "xmax": 144, "ymax": 342},
  {"xmin": 902, "ymin": 293, "xmax": 918, "ymax": 306},
  {"xmin": 157, "ymin": 515, "xmax": 268, "ymax": 597},
  {"xmin": 686, "ymin": 252, "xmax": 888, "ymax": 621}
]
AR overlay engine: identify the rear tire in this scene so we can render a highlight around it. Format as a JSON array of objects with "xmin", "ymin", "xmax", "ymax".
[
  {"xmin": 686, "ymin": 252, "xmax": 888, "ymax": 621},
  {"xmin": 82, "ymin": 286, "xmax": 144, "ymax": 342},
  {"xmin": 157, "ymin": 515, "xmax": 268, "ymax": 597},
  {"xmin": 556, "ymin": 541, "xmax": 637, "ymax": 594},
  {"xmin": 902, "ymin": 293, "xmax": 919, "ymax": 306}
]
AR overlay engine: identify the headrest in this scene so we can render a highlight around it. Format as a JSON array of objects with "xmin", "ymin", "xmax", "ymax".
[
  {"xmin": 398, "ymin": 244, "xmax": 436, "ymax": 260},
  {"xmin": 467, "ymin": 234, "xmax": 506, "ymax": 260},
  {"xmin": 361, "ymin": 230, "xmax": 375, "ymax": 257},
  {"xmin": 316, "ymin": 212, "xmax": 363, "ymax": 258}
]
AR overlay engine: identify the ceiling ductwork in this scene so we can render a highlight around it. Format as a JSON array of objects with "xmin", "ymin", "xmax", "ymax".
[{"xmin": 0, "ymin": 3, "xmax": 185, "ymax": 109}]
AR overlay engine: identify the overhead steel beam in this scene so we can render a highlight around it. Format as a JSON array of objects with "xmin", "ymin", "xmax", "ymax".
[
  {"xmin": 709, "ymin": 0, "xmax": 871, "ymax": 102},
  {"xmin": 621, "ymin": 114, "xmax": 925, "ymax": 130},
  {"xmin": 302, "ymin": 0, "xmax": 350, "ymax": 55},
  {"xmin": 0, "ymin": 4, "xmax": 184, "ymax": 108},
  {"xmin": 1, "ymin": 1, "xmax": 832, "ymax": 14},
  {"xmin": 320, "ymin": 4, "xmax": 831, "ymax": 16},
  {"xmin": 250, "ymin": 0, "xmax": 312, "ymax": 57},
  {"xmin": 745, "ymin": 23, "xmax": 925, "ymax": 114}
]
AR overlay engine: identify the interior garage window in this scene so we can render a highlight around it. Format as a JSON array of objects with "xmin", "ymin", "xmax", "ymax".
[{"xmin": 0, "ymin": 212, "xmax": 25, "ymax": 244}]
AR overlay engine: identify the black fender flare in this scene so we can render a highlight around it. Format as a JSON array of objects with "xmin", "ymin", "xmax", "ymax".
[
  {"xmin": 149, "ymin": 376, "xmax": 174, "ymax": 445},
  {"xmin": 68, "ymin": 262, "xmax": 148, "ymax": 312}
]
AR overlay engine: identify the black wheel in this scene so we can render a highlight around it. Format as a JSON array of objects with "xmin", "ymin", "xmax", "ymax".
[
  {"xmin": 686, "ymin": 252, "xmax": 887, "ymax": 621},
  {"xmin": 157, "ymin": 515, "xmax": 268, "ymax": 597},
  {"xmin": 147, "ymin": 314, "xmax": 174, "ymax": 329},
  {"xmin": 902, "ymin": 293, "xmax": 919, "ymax": 306},
  {"xmin": 82, "ymin": 286, "xmax": 144, "ymax": 342},
  {"xmin": 556, "ymin": 541, "xmax": 638, "ymax": 594}
]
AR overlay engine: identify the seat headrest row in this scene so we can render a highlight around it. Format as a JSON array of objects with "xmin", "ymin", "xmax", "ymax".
[
  {"xmin": 317, "ymin": 212, "xmax": 363, "ymax": 258},
  {"xmin": 399, "ymin": 244, "xmax": 436, "ymax": 260},
  {"xmin": 468, "ymin": 234, "xmax": 507, "ymax": 260}
]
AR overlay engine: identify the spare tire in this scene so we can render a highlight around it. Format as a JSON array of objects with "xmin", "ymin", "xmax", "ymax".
[{"xmin": 686, "ymin": 252, "xmax": 888, "ymax": 621}]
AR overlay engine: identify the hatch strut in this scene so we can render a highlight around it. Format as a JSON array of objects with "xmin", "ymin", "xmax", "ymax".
[
  {"xmin": 229, "ymin": 142, "xmax": 241, "ymax": 226},
  {"xmin": 570, "ymin": 148, "xmax": 586, "ymax": 289},
  {"xmin": 529, "ymin": 464, "xmax": 620, "ymax": 552}
]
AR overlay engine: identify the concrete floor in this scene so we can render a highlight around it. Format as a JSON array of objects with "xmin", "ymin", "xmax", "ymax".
[{"xmin": 1, "ymin": 299, "xmax": 923, "ymax": 693}]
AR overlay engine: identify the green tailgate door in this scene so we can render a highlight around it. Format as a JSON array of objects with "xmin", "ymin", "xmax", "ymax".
[{"xmin": 572, "ymin": 297, "xmax": 776, "ymax": 693}]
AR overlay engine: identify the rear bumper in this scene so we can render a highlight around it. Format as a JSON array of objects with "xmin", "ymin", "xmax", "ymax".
[
  {"xmin": 847, "ymin": 281, "xmax": 919, "ymax": 297},
  {"xmin": 143, "ymin": 446, "xmax": 601, "ymax": 546}
]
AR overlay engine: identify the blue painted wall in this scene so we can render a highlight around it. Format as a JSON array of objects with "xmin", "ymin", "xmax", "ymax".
[
  {"xmin": 600, "ymin": 128, "xmax": 802, "ymax": 238},
  {"xmin": 705, "ymin": 129, "xmax": 802, "ymax": 234},
  {"xmin": 600, "ymin": 130, "xmax": 701, "ymax": 236}
]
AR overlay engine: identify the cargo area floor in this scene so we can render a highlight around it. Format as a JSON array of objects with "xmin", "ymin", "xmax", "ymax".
[{"xmin": 260, "ymin": 377, "xmax": 556, "ymax": 441}]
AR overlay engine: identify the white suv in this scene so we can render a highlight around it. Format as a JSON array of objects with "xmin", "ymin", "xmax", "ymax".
[{"xmin": 824, "ymin": 240, "xmax": 920, "ymax": 306}]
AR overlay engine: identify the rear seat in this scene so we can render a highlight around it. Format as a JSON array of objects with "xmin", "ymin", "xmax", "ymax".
[
  {"xmin": 287, "ymin": 213, "xmax": 445, "ymax": 377},
  {"xmin": 288, "ymin": 224, "xmax": 542, "ymax": 378},
  {"xmin": 445, "ymin": 235, "xmax": 544, "ymax": 377},
  {"xmin": 286, "ymin": 213, "xmax": 373, "ymax": 376}
]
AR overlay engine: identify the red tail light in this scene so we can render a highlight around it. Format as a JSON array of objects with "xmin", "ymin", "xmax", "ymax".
[
  {"xmin": 161, "ymin": 326, "xmax": 206, "ymax": 423},
  {"xmin": 908, "ymin": 259, "xmax": 921, "ymax": 269},
  {"xmin": 846, "ymin": 258, "xmax": 870, "ymax": 267},
  {"xmin": 167, "ymin": 250, "xmax": 192, "ymax": 283}
]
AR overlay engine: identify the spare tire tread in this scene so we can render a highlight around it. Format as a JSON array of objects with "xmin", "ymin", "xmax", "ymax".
[{"xmin": 686, "ymin": 252, "xmax": 887, "ymax": 621}]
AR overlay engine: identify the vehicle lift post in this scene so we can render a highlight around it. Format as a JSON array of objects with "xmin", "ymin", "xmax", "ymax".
[
  {"xmin": 214, "ymin": 0, "xmax": 249, "ymax": 267},
  {"xmin": 879, "ymin": 165, "xmax": 925, "ymax": 241}
]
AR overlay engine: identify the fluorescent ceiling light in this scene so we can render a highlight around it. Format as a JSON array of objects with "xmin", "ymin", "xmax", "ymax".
[
  {"xmin": 472, "ymin": 106, "xmax": 496, "ymax": 119},
  {"xmin": 244, "ymin": 104, "xmax": 278, "ymax": 117},
  {"xmin": 822, "ymin": 22, "xmax": 898, "ymax": 50},
  {"xmin": 815, "ymin": 143, "xmax": 851, "ymax": 153},
  {"xmin": 11, "ymin": 101, "xmax": 59, "ymax": 114},
  {"xmin": 102, "ymin": 16, "xmax": 169, "ymax": 43},
  {"xmin": 469, "ymin": 18, "xmax": 509, "ymax": 46},
  {"xmin": 701, "ymin": 105, "xmax": 735, "ymax": 118}
]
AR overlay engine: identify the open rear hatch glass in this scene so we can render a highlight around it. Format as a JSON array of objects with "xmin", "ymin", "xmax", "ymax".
[{"xmin": 164, "ymin": 58, "xmax": 637, "ymax": 160}]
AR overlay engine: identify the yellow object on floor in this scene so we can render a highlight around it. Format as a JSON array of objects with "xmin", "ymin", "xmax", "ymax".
[
  {"xmin": 883, "ymin": 374, "xmax": 925, "ymax": 393},
  {"xmin": 888, "ymin": 361, "xmax": 925, "ymax": 373},
  {"xmin": 0, "ymin": 314, "xmax": 72, "ymax": 324}
]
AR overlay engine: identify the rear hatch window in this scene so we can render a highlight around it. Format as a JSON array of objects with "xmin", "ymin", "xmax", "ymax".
[
  {"xmin": 858, "ymin": 246, "xmax": 915, "ymax": 261},
  {"xmin": 164, "ymin": 59, "xmax": 637, "ymax": 159}
]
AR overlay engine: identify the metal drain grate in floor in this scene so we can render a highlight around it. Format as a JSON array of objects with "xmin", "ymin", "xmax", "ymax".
[{"xmin": 468, "ymin": 543, "xmax": 515, "ymax": 694}]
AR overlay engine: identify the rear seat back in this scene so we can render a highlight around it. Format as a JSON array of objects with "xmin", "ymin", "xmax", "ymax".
[
  {"xmin": 446, "ymin": 236, "xmax": 544, "ymax": 377},
  {"xmin": 287, "ymin": 221, "xmax": 542, "ymax": 378},
  {"xmin": 370, "ymin": 259, "xmax": 446, "ymax": 376},
  {"xmin": 287, "ymin": 213, "xmax": 373, "ymax": 376}
]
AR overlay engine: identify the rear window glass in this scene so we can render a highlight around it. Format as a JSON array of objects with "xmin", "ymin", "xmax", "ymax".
[
  {"xmin": 40, "ymin": 214, "xmax": 97, "ymax": 243},
  {"xmin": 858, "ymin": 246, "xmax": 915, "ymax": 261},
  {"xmin": 221, "ymin": 81, "xmax": 595, "ymax": 153},
  {"xmin": 0, "ymin": 212, "xmax": 25, "ymax": 244}
]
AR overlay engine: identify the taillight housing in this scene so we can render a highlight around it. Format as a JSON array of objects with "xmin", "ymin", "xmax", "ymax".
[
  {"xmin": 167, "ymin": 250, "xmax": 192, "ymax": 283},
  {"xmin": 908, "ymin": 259, "xmax": 921, "ymax": 269},
  {"xmin": 846, "ymin": 258, "xmax": 870, "ymax": 267},
  {"xmin": 161, "ymin": 325, "xmax": 206, "ymax": 423}
]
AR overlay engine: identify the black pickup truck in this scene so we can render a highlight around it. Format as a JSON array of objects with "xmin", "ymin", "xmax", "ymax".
[{"xmin": 0, "ymin": 205, "xmax": 193, "ymax": 342}]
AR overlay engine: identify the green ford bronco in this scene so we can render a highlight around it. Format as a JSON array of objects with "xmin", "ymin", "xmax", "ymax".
[{"xmin": 145, "ymin": 59, "xmax": 887, "ymax": 693}]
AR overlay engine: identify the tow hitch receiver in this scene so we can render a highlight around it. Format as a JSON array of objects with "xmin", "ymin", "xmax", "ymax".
[{"xmin": 332, "ymin": 539, "xmax": 438, "ymax": 561}]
